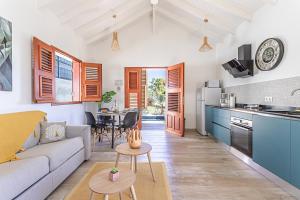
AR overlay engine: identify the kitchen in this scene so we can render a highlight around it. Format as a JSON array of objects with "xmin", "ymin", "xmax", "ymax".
[{"xmin": 196, "ymin": 33, "xmax": 300, "ymax": 197}]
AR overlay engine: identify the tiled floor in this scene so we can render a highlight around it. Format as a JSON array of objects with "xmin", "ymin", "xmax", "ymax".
[{"xmin": 48, "ymin": 129, "xmax": 297, "ymax": 200}]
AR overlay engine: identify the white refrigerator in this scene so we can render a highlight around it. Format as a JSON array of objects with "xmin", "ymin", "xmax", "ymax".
[{"xmin": 196, "ymin": 87, "xmax": 221, "ymax": 135}]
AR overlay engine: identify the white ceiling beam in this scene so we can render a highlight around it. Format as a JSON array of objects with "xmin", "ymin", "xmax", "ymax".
[
  {"xmin": 75, "ymin": 0, "xmax": 146, "ymax": 34},
  {"xmin": 59, "ymin": 0, "xmax": 125, "ymax": 25},
  {"xmin": 196, "ymin": 0, "xmax": 252, "ymax": 21},
  {"xmin": 157, "ymin": 8, "xmax": 221, "ymax": 43},
  {"xmin": 151, "ymin": 0, "xmax": 159, "ymax": 34},
  {"xmin": 86, "ymin": 8, "xmax": 152, "ymax": 44},
  {"xmin": 164, "ymin": 0, "xmax": 234, "ymax": 34}
]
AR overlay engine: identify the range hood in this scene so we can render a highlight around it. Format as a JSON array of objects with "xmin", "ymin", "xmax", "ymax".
[{"xmin": 222, "ymin": 45, "xmax": 254, "ymax": 78}]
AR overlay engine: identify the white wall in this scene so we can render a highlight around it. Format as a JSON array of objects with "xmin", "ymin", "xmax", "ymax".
[
  {"xmin": 217, "ymin": 0, "xmax": 300, "ymax": 87},
  {"xmin": 0, "ymin": 0, "xmax": 88, "ymax": 124},
  {"xmin": 86, "ymin": 14, "xmax": 218, "ymax": 129}
]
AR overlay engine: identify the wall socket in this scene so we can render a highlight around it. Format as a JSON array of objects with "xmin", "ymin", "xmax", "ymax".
[{"xmin": 264, "ymin": 96, "xmax": 273, "ymax": 103}]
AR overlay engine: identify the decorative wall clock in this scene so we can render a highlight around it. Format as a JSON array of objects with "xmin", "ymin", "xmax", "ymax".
[{"xmin": 255, "ymin": 38, "xmax": 284, "ymax": 71}]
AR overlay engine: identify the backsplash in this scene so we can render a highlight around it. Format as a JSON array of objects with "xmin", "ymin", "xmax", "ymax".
[{"xmin": 225, "ymin": 76, "xmax": 300, "ymax": 107}]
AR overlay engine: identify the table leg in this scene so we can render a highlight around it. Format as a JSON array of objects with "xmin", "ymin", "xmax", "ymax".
[
  {"xmin": 111, "ymin": 115, "xmax": 115, "ymax": 149},
  {"xmin": 134, "ymin": 156, "xmax": 137, "ymax": 173},
  {"xmin": 130, "ymin": 185, "xmax": 137, "ymax": 200},
  {"xmin": 130, "ymin": 156, "xmax": 134, "ymax": 171},
  {"xmin": 89, "ymin": 191, "xmax": 94, "ymax": 200},
  {"xmin": 104, "ymin": 194, "xmax": 109, "ymax": 200},
  {"xmin": 147, "ymin": 152, "xmax": 156, "ymax": 182},
  {"xmin": 115, "ymin": 153, "xmax": 120, "ymax": 167},
  {"xmin": 119, "ymin": 192, "xmax": 123, "ymax": 200}
]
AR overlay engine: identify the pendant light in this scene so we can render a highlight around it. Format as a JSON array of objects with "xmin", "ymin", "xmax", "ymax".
[
  {"xmin": 111, "ymin": 14, "xmax": 120, "ymax": 51},
  {"xmin": 199, "ymin": 18, "xmax": 213, "ymax": 52}
]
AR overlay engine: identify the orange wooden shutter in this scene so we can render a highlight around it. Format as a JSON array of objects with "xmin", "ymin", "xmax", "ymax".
[
  {"xmin": 72, "ymin": 60, "xmax": 81, "ymax": 102},
  {"xmin": 124, "ymin": 67, "xmax": 142, "ymax": 128},
  {"xmin": 166, "ymin": 63, "xmax": 185, "ymax": 136},
  {"xmin": 32, "ymin": 37, "xmax": 55, "ymax": 103},
  {"xmin": 124, "ymin": 67, "xmax": 142, "ymax": 109},
  {"xmin": 81, "ymin": 63, "xmax": 102, "ymax": 102}
]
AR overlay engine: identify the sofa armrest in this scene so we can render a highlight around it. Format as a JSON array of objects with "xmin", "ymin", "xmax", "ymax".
[{"xmin": 66, "ymin": 125, "xmax": 91, "ymax": 160}]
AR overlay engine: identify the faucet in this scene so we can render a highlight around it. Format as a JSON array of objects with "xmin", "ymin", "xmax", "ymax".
[{"xmin": 291, "ymin": 88, "xmax": 300, "ymax": 96}]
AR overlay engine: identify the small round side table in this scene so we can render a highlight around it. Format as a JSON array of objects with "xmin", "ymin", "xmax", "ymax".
[
  {"xmin": 88, "ymin": 168, "xmax": 137, "ymax": 200},
  {"xmin": 115, "ymin": 143, "xmax": 155, "ymax": 182}
]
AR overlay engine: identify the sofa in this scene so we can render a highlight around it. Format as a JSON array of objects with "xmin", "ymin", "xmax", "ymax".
[{"xmin": 0, "ymin": 125, "xmax": 91, "ymax": 200}]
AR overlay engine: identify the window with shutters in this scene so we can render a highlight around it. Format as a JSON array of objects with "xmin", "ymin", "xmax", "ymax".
[
  {"xmin": 33, "ymin": 37, "xmax": 102, "ymax": 104},
  {"xmin": 81, "ymin": 63, "xmax": 102, "ymax": 102}
]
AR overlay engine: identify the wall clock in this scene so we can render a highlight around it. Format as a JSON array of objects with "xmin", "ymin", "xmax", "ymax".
[{"xmin": 255, "ymin": 38, "xmax": 284, "ymax": 71}]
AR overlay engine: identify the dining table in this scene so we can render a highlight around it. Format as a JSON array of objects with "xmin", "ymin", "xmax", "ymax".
[{"xmin": 96, "ymin": 110, "xmax": 128, "ymax": 149}]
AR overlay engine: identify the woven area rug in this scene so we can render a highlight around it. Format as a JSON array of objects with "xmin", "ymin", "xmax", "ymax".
[{"xmin": 65, "ymin": 162, "xmax": 172, "ymax": 200}]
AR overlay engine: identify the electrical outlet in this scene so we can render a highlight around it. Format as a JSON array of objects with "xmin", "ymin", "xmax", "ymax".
[{"xmin": 264, "ymin": 96, "xmax": 273, "ymax": 103}]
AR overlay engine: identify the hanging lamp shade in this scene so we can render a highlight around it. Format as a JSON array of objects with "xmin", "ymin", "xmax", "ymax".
[
  {"xmin": 111, "ymin": 31, "xmax": 120, "ymax": 51},
  {"xmin": 199, "ymin": 36, "xmax": 213, "ymax": 52},
  {"xmin": 199, "ymin": 18, "xmax": 213, "ymax": 52}
]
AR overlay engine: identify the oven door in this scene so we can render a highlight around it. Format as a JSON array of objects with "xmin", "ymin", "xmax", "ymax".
[{"xmin": 230, "ymin": 124, "xmax": 253, "ymax": 157}]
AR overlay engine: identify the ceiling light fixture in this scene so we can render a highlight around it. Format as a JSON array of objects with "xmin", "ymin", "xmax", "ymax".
[
  {"xmin": 111, "ymin": 14, "xmax": 120, "ymax": 51},
  {"xmin": 199, "ymin": 18, "xmax": 213, "ymax": 52}
]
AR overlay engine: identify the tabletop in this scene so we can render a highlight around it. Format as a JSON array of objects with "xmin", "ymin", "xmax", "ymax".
[
  {"xmin": 89, "ymin": 168, "xmax": 136, "ymax": 194},
  {"xmin": 116, "ymin": 143, "xmax": 152, "ymax": 156},
  {"xmin": 96, "ymin": 110, "xmax": 128, "ymax": 116}
]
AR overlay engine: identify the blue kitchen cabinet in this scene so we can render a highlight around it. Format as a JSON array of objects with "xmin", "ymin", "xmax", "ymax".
[
  {"xmin": 205, "ymin": 106, "xmax": 213, "ymax": 134},
  {"xmin": 231, "ymin": 111, "xmax": 252, "ymax": 121},
  {"xmin": 212, "ymin": 123, "xmax": 231, "ymax": 145},
  {"xmin": 212, "ymin": 108, "xmax": 230, "ymax": 129},
  {"xmin": 291, "ymin": 120, "xmax": 300, "ymax": 188},
  {"xmin": 253, "ymin": 115, "xmax": 291, "ymax": 181}
]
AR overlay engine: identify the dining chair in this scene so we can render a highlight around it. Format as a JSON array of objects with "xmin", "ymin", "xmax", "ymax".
[
  {"xmin": 85, "ymin": 112, "xmax": 110, "ymax": 151},
  {"xmin": 115, "ymin": 111, "xmax": 138, "ymax": 141}
]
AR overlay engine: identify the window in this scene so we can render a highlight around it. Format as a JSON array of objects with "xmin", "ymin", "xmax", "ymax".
[
  {"xmin": 32, "ymin": 37, "xmax": 102, "ymax": 104},
  {"xmin": 55, "ymin": 52, "xmax": 73, "ymax": 102}
]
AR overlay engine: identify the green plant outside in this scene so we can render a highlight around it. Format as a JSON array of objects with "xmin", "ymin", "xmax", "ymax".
[{"xmin": 146, "ymin": 78, "xmax": 166, "ymax": 115}]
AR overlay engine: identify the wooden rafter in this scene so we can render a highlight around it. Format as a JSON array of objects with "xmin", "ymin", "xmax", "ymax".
[
  {"xmin": 59, "ymin": 0, "xmax": 126, "ymax": 26},
  {"xmin": 157, "ymin": 8, "xmax": 221, "ymax": 43},
  {"xmin": 192, "ymin": 0, "xmax": 252, "ymax": 21},
  {"xmin": 75, "ymin": 0, "xmax": 146, "ymax": 35},
  {"xmin": 164, "ymin": 0, "xmax": 235, "ymax": 34},
  {"xmin": 86, "ymin": 8, "xmax": 152, "ymax": 44}
]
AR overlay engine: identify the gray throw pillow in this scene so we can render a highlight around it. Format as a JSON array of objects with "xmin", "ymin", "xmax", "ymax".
[{"xmin": 40, "ymin": 121, "xmax": 66, "ymax": 144}]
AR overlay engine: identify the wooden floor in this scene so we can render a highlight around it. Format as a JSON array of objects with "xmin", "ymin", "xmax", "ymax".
[{"xmin": 48, "ymin": 129, "xmax": 297, "ymax": 200}]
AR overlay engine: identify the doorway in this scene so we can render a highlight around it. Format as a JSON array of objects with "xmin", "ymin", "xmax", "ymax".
[
  {"xmin": 124, "ymin": 63, "xmax": 184, "ymax": 136},
  {"xmin": 142, "ymin": 68, "xmax": 166, "ymax": 130}
]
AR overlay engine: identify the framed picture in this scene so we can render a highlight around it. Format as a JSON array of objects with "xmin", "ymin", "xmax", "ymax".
[{"xmin": 0, "ymin": 16, "xmax": 12, "ymax": 91}]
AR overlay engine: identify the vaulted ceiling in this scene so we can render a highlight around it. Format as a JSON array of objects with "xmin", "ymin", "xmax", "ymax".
[{"xmin": 38, "ymin": 0, "xmax": 276, "ymax": 45}]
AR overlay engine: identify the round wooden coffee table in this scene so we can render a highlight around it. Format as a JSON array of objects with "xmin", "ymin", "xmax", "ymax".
[
  {"xmin": 115, "ymin": 143, "xmax": 155, "ymax": 182},
  {"xmin": 88, "ymin": 168, "xmax": 137, "ymax": 200}
]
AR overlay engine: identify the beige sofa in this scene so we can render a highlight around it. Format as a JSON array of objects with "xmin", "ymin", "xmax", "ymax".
[{"xmin": 0, "ymin": 125, "xmax": 91, "ymax": 200}]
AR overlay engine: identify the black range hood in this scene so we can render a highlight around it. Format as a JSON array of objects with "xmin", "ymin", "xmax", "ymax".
[{"xmin": 222, "ymin": 44, "xmax": 254, "ymax": 78}]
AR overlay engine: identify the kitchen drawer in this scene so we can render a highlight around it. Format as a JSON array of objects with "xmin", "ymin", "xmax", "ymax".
[
  {"xmin": 212, "ymin": 123, "xmax": 231, "ymax": 145},
  {"xmin": 212, "ymin": 108, "xmax": 230, "ymax": 128},
  {"xmin": 231, "ymin": 111, "xmax": 253, "ymax": 121}
]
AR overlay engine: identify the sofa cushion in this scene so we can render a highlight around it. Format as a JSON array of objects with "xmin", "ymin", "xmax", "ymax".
[
  {"xmin": 0, "ymin": 156, "xmax": 49, "ymax": 200},
  {"xmin": 17, "ymin": 137, "xmax": 84, "ymax": 171}
]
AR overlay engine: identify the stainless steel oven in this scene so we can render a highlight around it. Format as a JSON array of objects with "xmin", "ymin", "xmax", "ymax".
[{"xmin": 230, "ymin": 117, "xmax": 253, "ymax": 157}]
